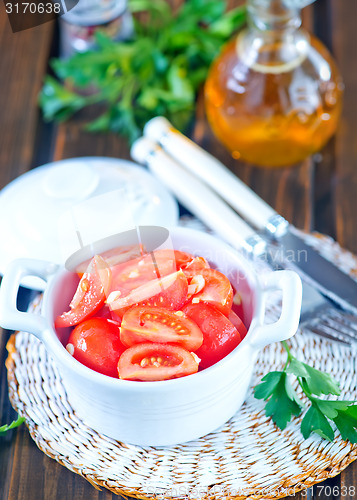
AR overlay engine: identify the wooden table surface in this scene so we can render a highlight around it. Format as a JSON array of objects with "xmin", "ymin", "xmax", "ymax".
[{"xmin": 0, "ymin": 1, "xmax": 356, "ymax": 499}]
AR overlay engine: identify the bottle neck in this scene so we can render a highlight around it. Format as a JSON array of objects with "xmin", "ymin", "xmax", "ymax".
[
  {"xmin": 237, "ymin": 0, "xmax": 309, "ymax": 74},
  {"xmin": 247, "ymin": 0, "xmax": 301, "ymax": 34}
]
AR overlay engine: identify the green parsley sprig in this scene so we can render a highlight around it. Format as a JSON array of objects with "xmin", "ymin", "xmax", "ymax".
[
  {"xmin": 0, "ymin": 415, "xmax": 25, "ymax": 435},
  {"xmin": 254, "ymin": 341, "xmax": 357, "ymax": 442},
  {"xmin": 39, "ymin": 0, "xmax": 246, "ymax": 144}
]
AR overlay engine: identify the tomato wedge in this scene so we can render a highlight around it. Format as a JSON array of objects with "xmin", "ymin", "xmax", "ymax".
[
  {"xmin": 76, "ymin": 244, "xmax": 143, "ymax": 277},
  {"xmin": 109, "ymin": 249, "xmax": 195, "ymax": 295},
  {"xmin": 182, "ymin": 256, "xmax": 210, "ymax": 273},
  {"xmin": 55, "ymin": 255, "xmax": 111, "ymax": 328},
  {"xmin": 107, "ymin": 270, "xmax": 188, "ymax": 317},
  {"xmin": 66, "ymin": 317, "xmax": 125, "ymax": 378},
  {"xmin": 182, "ymin": 303, "xmax": 246, "ymax": 369},
  {"xmin": 186, "ymin": 268, "xmax": 233, "ymax": 316},
  {"xmin": 118, "ymin": 343, "xmax": 199, "ymax": 381},
  {"xmin": 120, "ymin": 306, "xmax": 203, "ymax": 351}
]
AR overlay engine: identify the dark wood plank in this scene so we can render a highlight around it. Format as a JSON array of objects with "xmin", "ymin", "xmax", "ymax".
[
  {"xmin": 0, "ymin": 11, "xmax": 54, "ymax": 188},
  {"xmin": 340, "ymin": 464, "xmax": 357, "ymax": 500},
  {"xmin": 0, "ymin": 9, "xmax": 56, "ymax": 498},
  {"xmin": 52, "ymin": 120, "xmax": 131, "ymax": 162},
  {"xmin": 330, "ymin": 0, "xmax": 357, "ymax": 253},
  {"xmin": 324, "ymin": 0, "xmax": 357, "ymax": 491}
]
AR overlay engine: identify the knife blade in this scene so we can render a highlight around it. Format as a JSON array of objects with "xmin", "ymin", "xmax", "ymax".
[{"xmin": 142, "ymin": 116, "xmax": 357, "ymax": 315}]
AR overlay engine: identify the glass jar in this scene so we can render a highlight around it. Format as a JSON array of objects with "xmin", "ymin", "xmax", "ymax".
[
  {"xmin": 204, "ymin": 0, "xmax": 344, "ymax": 167},
  {"xmin": 59, "ymin": 0, "xmax": 133, "ymax": 58}
]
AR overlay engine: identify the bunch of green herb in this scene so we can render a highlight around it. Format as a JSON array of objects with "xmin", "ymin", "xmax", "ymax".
[
  {"xmin": 39, "ymin": 0, "xmax": 246, "ymax": 143},
  {"xmin": 0, "ymin": 415, "xmax": 25, "ymax": 435},
  {"xmin": 254, "ymin": 341, "xmax": 357, "ymax": 442}
]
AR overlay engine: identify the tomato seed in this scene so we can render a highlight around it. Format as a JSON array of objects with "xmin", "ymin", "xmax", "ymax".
[
  {"xmin": 81, "ymin": 279, "xmax": 89, "ymax": 293},
  {"xmin": 140, "ymin": 358, "xmax": 148, "ymax": 367},
  {"xmin": 66, "ymin": 343, "xmax": 74, "ymax": 356}
]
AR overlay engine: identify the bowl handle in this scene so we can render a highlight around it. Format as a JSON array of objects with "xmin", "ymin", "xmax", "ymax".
[
  {"xmin": 248, "ymin": 270, "xmax": 302, "ymax": 349},
  {"xmin": 0, "ymin": 259, "xmax": 58, "ymax": 340}
]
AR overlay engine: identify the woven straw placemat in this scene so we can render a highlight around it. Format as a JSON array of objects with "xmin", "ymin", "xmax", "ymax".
[{"xmin": 5, "ymin": 230, "xmax": 357, "ymax": 499}]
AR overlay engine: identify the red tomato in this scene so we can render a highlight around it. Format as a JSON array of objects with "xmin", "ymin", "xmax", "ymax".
[
  {"xmin": 109, "ymin": 250, "xmax": 195, "ymax": 294},
  {"xmin": 120, "ymin": 306, "xmax": 203, "ymax": 351},
  {"xmin": 182, "ymin": 256, "xmax": 210, "ymax": 273},
  {"xmin": 186, "ymin": 268, "xmax": 233, "ymax": 316},
  {"xmin": 182, "ymin": 303, "xmax": 246, "ymax": 369},
  {"xmin": 169, "ymin": 250, "xmax": 196, "ymax": 269},
  {"xmin": 66, "ymin": 317, "xmax": 125, "ymax": 378},
  {"xmin": 118, "ymin": 343, "xmax": 199, "ymax": 381},
  {"xmin": 55, "ymin": 255, "xmax": 111, "ymax": 328},
  {"xmin": 107, "ymin": 270, "xmax": 188, "ymax": 317},
  {"xmin": 76, "ymin": 244, "xmax": 143, "ymax": 277},
  {"xmin": 94, "ymin": 304, "xmax": 122, "ymax": 325}
]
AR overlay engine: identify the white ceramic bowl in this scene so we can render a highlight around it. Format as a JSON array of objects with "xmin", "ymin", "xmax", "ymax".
[{"xmin": 0, "ymin": 227, "xmax": 302, "ymax": 446}]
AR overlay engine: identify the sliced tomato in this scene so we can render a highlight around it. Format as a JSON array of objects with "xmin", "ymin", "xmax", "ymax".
[
  {"xmin": 109, "ymin": 249, "xmax": 195, "ymax": 295},
  {"xmin": 168, "ymin": 250, "xmax": 196, "ymax": 269},
  {"xmin": 182, "ymin": 256, "xmax": 210, "ymax": 273},
  {"xmin": 107, "ymin": 270, "xmax": 188, "ymax": 317},
  {"xmin": 55, "ymin": 255, "xmax": 111, "ymax": 328},
  {"xmin": 109, "ymin": 252, "xmax": 174, "ymax": 295},
  {"xmin": 76, "ymin": 244, "xmax": 143, "ymax": 277},
  {"xmin": 118, "ymin": 343, "xmax": 199, "ymax": 381},
  {"xmin": 66, "ymin": 317, "xmax": 125, "ymax": 378},
  {"xmin": 182, "ymin": 303, "xmax": 246, "ymax": 369},
  {"xmin": 120, "ymin": 306, "xmax": 203, "ymax": 351},
  {"xmin": 187, "ymin": 268, "xmax": 233, "ymax": 316}
]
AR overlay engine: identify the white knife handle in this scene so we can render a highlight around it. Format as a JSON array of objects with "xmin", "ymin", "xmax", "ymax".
[
  {"xmin": 131, "ymin": 138, "xmax": 266, "ymax": 256},
  {"xmin": 144, "ymin": 117, "xmax": 281, "ymax": 233}
]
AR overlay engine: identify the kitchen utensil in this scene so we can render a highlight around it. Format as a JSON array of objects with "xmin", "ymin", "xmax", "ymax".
[{"xmin": 142, "ymin": 117, "xmax": 357, "ymax": 314}]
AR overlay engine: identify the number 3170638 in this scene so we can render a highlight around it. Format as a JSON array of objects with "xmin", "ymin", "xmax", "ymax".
[{"xmin": 5, "ymin": 3, "xmax": 61, "ymax": 14}]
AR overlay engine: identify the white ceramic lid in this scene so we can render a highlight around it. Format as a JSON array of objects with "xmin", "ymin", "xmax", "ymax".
[{"xmin": 0, "ymin": 157, "xmax": 179, "ymax": 290}]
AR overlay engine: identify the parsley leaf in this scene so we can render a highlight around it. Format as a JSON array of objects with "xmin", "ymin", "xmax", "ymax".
[
  {"xmin": 0, "ymin": 415, "xmax": 25, "ymax": 434},
  {"xmin": 38, "ymin": 0, "xmax": 246, "ymax": 144},
  {"xmin": 287, "ymin": 357, "xmax": 340, "ymax": 396},
  {"xmin": 254, "ymin": 371, "xmax": 303, "ymax": 429},
  {"xmin": 333, "ymin": 405, "xmax": 357, "ymax": 442},
  {"xmin": 254, "ymin": 341, "xmax": 357, "ymax": 443},
  {"xmin": 301, "ymin": 403, "xmax": 335, "ymax": 441}
]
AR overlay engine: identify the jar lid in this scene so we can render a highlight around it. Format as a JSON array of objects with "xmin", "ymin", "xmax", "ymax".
[{"xmin": 0, "ymin": 157, "xmax": 179, "ymax": 290}]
